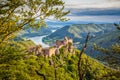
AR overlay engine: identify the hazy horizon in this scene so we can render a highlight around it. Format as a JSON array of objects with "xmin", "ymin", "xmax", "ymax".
[{"xmin": 58, "ymin": 0, "xmax": 120, "ymax": 23}]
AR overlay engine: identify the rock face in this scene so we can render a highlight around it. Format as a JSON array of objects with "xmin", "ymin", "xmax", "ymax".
[{"xmin": 27, "ymin": 36, "xmax": 74, "ymax": 58}]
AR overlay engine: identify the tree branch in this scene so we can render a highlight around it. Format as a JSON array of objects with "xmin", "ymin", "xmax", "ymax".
[
  {"xmin": 78, "ymin": 32, "xmax": 90, "ymax": 80},
  {"xmin": 35, "ymin": 70, "xmax": 46, "ymax": 80}
]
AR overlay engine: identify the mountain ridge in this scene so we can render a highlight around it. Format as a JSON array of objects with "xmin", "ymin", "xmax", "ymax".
[{"xmin": 43, "ymin": 23, "xmax": 116, "ymax": 44}]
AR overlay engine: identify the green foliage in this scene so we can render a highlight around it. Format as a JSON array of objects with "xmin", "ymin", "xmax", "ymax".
[
  {"xmin": 0, "ymin": 0, "xmax": 69, "ymax": 44},
  {"xmin": 0, "ymin": 42, "xmax": 31, "ymax": 80},
  {"xmin": 43, "ymin": 23, "xmax": 116, "ymax": 44},
  {"xmin": 94, "ymin": 43, "xmax": 110, "ymax": 54},
  {"xmin": 0, "ymin": 41, "xmax": 120, "ymax": 80},
  {"xmin": 112, "ymin": 44, "xmax": 120, "ymax": 54},
  {"xmin": 94, "ymin": 43, "xmax": 120, "ymax": 68},
  {"xmin": 86, "ymin": 29, "xmax": 120, "ymax": 58}
]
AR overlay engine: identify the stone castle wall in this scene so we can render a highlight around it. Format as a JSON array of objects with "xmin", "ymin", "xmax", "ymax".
[{"xmin": 27, "ymin": 36, "xmax": 74, "ymax": 57}]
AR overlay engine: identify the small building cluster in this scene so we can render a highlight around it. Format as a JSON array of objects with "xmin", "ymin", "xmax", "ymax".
[{"xmin": 27, "ymin": 36, "xmax": 75, "ymax": 57}]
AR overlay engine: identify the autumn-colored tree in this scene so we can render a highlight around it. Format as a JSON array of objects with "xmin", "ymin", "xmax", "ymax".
[{"xmin": 0, "ymin": 0, "xmax": 69, "ymax": 44}]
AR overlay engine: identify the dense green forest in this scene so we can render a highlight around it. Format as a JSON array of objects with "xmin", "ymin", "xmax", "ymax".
[
  {"xmin": 0, "ymin": 0, "xmax": 120, "ymax": 80},
  {"xmin": 0, "ymin": 41, "xmax": 120, "ymax": 80}
]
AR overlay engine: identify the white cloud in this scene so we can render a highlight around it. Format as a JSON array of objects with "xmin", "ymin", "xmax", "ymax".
[
  {"xmin": 62, "ymin": 0, "xmax": 120, "ymax": 23},
  {"xmin": 66, "ymin": 15, "xmax": 120, "ymax": 23},
  {"xmin": 64, "ymin": 0, "xmax": 120, "ymax": 9}
]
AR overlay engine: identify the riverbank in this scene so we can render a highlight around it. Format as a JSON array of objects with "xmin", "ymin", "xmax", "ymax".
[{"xmin": 28, "ymin": 35, "xmax": 49, "ymax": 48}]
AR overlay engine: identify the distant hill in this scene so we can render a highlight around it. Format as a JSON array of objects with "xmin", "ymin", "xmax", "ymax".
[
  {"xmin": 18, "ymin": 27, "xmax": 56, "ymax": 38},
  {"xmin": 43, "ymin": 23, "xmax": 120, "ymax": 59},
  {"xmin": 85, "ymin": 30, "xmax": 120, "ymax": 58},
  {"xmin": 43, "ymin": 23, "xmax": 116, "ymax": 44}
]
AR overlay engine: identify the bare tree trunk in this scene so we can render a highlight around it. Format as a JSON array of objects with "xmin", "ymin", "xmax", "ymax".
[{"xmin": 78, "ymin": 32, "xmax": 90, "ymax": 80}]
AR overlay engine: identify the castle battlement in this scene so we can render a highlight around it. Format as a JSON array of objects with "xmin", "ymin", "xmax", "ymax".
[{"xmin": 27, "ymin": 36, "xmax": 74, "ymax": 58}]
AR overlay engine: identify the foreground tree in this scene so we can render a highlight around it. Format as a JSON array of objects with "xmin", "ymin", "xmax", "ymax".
[
  {"xmin": 94, "ymin": 23, "xmax": 120, "ymax": 69},
  {"xmin": 0, "ymin": 0, "xmax": 69, "ymax": 44},
  {"xmin": 94, "ymin": 43, "xmax": 120, "ymax": 68},
  {"xmin": 0, "ymin": 0, "xmax": 69, "ymax": 79}
]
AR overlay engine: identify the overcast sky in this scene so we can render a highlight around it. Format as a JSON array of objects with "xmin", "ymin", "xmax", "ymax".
[
  {"xmin": 62, "ymin": 0, "xmax": 120, "ymax": 23},
  {"xmin": 64, "ymin": 0, "xmax": 120, "ymax": 8}
]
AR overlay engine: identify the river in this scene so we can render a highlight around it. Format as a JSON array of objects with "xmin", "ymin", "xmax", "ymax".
[
  {"xmin": 28, "ymin": 30, "xmax": 56, "ymax": 48},
  {"xmin": 28, "ymin": 35, "xmax": 49, "ymax": 48}
]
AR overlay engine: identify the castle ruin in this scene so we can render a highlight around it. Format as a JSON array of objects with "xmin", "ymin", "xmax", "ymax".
[{"xmin": 27, "ymin": 36, "xmax": 75, "ymax": 57}]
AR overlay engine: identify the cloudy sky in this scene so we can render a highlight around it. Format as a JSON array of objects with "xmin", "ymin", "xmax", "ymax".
[{"xmin": 63, "ymin": 0, "xmax": 120, "ymax": 23}]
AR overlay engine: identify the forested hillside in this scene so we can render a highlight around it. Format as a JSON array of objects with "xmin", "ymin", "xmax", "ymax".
[
  {"xmin": 0, "ymin": 0, "xmax": 120, "ymax": 80},
  {"xmin": 43, "ymin": 23, "xmax": 119, "ymax": 56},
  {"xmin": 43, "ymin": 23, "xmax": 120, "ymax": 70},
  {"xmin": 0, "ymin": 41, "xmax": 120, "ymax": 80},
  {"xmin": 43, "ymin": 23, "xmax": 116, "ymax": 44},
  {"xmin": 86, "ymin": 30, "xmax": 120, "ymax": 58},
  {"xmin": 17, "ymin": 27, "xmax": 52, "ymax": 38}
]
